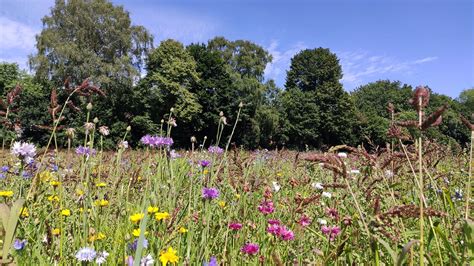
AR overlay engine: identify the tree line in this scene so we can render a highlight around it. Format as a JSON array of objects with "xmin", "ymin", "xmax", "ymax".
[{"xmin": 1, "ymin": 0, "xmax": 473, "ymax": 150}]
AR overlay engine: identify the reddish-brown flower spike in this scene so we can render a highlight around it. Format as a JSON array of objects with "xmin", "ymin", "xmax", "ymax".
[
  {"xmin": 421, "ymin": 104, "xmax": 448, "ymax": 130},
  {"xmin": 396, "ymin": 120, "xmax": 418, "ymax": 128},
  {"xmin": 387, "ymin": 103, "xmax": 395, "ymax": 114},
  {"xmin": 6, "ymin": 85, "xmax": 22, "ymax": 105},
  {"xmin": 410, "ymin": 86, "xmax": 430, "ymax": 111},
  {"xmin": 460, "ymin": 115, "xmax": 474, "ymax": 131}
]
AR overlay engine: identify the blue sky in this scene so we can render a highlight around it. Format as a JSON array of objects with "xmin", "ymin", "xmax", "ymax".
[{"xmin": 0, "ymin": 0, "xmax": 472, "ymax": 97}]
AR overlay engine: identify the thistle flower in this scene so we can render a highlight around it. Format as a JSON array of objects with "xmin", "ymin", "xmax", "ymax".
[
  {"xmin": 258, "ymin": 200, "xmax": 275, "ymax": 214},
  {"xmin": 202, "ymin": 187, "xmax": 220, "ymax": 199},
  {"xmin": 75, "ymin": 247, "xmax": 97, "ymax": 262},
  {"xmin": 278, "ymin": 226, "xmax": 295, "ymax": 241},
  {"xmin": 240, "ymin": 243, "xmax": 259, "ymax": 255}
]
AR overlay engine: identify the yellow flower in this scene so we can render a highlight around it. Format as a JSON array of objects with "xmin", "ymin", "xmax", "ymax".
[
  {"xmin": 89, "ymin": 232, "xmax": 106, "ymax": 242},
  {"xmin": 76, "ymin": 189, "xmax": 84, "ymax": 196},
  {"xmin": 51, "ymin": 228, "xmax": 60, "ymax": 235},
  {"xmin": 277, "ymin": 172, "xmax": 283, "ymax": 177},
  {"xmin": 147, "ymin": 206, "xmax": 159, "ymax": 214},
  {"xmin": 203, "ymin": 169, "xmax": 209, "ymax": 175},
  {"xmin": 61, "ymin": 209, "xmax": 71, "ymax": 216},
  {"xmin": 20, "ymin": 207, "xmax": 29, "ymax": 218},
  {"xmin": 132, "ymin": 228, "xmax": 149, "ymax": 237},
  {"xmin": 137, "ymin": 176, "xmax": 143, "ymax": 181},
  {"xmin": 95, "ymin": 182, "xmax": 107, "ymax": 187},
  {"xmin": 39, "ymin": 170, "xmax": 53, "ymax": 182},
  {"xmin": 50, "ymin": 180, "xmax": 61, "ymax": 187},
  {"xmin": 0, "ymin": 191, "xmax": 14, "ymax": 197},
  {"xmin": 155, "ymin": 212, "xmax": 170, "ymax": 221},
  {"xmin": 130, "ymin": 213, "xmax": 145, "ymax": 223},
  {"xmin": 178, "ymin": 227, "xmax": 188, "ymax": 234},
  {"xmin": 47, "ymin": 195, "xmax": 59, "ymax": 202},
  {"xmin": 235, "ymin": 194, "xmax": 241, "ymax": 199},
  {"xmin": 159, "ymin": 247, "xmax": 179, "ymax": 265},
  {"xmin": 95, "ymin": 199, "xmax": 109, "ymax": 207},
  {"xmin": 218, "ymin": 201, "xmax": 226, "ymax": 208}
]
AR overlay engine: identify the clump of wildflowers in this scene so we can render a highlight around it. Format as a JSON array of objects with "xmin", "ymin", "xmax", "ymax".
[{"xmin": 140, "ymin": 135, "xmax": 174, "ymax": 148}]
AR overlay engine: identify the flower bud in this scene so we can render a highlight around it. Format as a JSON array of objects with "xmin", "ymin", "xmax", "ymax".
[
  {"xmin": 86, "ymin": 103, "xmax": 93, "ymax": 111},
  {"xmin": 204, "ymin": 136, "xmax": 207, "ymax": 140},
  {"xmin": 239, "ymin": 102, "xmax": 244, "ymax": 108},
  {"xmin": 170, "ymin": 108, "xmax": 175, "ymax": 113},
  {"xmin": 93, "ymin": 117, "xmax": 99, "ymax": 124},
  {"xmin": 191, "ymin": 136, "xmax": 196, "ymax": 143},
  {"xmin": 126, "ymin": 126, "xmax": 131, "ymax": 132},
  {"xmin": 219, "ymin": 111, "xmax": 224, "ymax": 117}
]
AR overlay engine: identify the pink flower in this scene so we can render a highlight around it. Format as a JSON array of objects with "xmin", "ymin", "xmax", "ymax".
[
  {"xmin": 267, "ymin": 224, "xmax": 280, "ymax": 235},
  {"xmin": 321, "ymin": 225, "xmax": 331, "ymax": 235},
  {"xmin": 278, "ymin": 226, "xmax": 294, "ymax": 241},
  {"xmin": 298, "ymin": 215, "xmax": 311, "ymax": 227},
  {"xmin": 229, "ymin": 222, "xmax": 243, "ymax": 231},
  {"xmin": 267, "ymin": 219, "xmax": 280, "ymax": 225},
  {"xmin": 326, "ymin": 208, "xmax": 339, "ymax": 220},
  {"xmin": 321, "ymin": 225, "xmax": 341, "ymax": 241},
  {"xmin": 241, "ymin": 243, "xmax": 259, "ymax": 255},
  {"xmin": 258, "ymin": 200, "xmax": 274, "ymax": 215}
]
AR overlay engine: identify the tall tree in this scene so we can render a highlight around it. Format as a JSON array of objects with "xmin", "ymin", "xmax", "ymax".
[{"xmin": 282, "ymin": 47, "xmax": 356, "ymax": 149}]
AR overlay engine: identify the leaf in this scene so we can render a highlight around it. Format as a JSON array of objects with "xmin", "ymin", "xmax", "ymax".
[
  {"xmin": 0, "ymin": 204, "xmax": 10, "ymax": 230},
  {"xmin": 435, "ymin": 226, "xmax": 460, "ymax": 264},
  {"xmin": 462, "ymin": 219, "xmax": 474, "ymax": 261},
  {"xmin": 376, "ymin": 237, "xmax": 397, "ymax": 263},
  {"xmin": 1, "ymin": 199, "xmax": 24, "ymax": 263},
  {"xmin": 396, "ymin": 239, "xmax": 419, "ymax": 266}
]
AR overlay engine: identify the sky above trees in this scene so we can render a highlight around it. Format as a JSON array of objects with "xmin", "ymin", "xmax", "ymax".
[{"xmin": 0, "ymin": 0, "xmax": 472, "ymax": 97}]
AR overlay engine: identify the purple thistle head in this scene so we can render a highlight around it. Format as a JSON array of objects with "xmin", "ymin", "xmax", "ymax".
[
  {"xmin": 140, "ymin": 135, "xmax": 153, "ymax": 146},
  {"xmin": 208, "ymin": 146, "xmax": 224, "ymax": 154},
  {"xmin": 229, "ymin": 222, "xmax": 243, "ymax": 231},
  {"xmin": 240, "ymin": 243, "xmax": 259, "ymax": 255},
  {"xmin": 202, "ymin": 187, "xmax": 219, "ymax": 199},
  {"xmin": 267, "ymin": 224, "xmax": 280, "ymax": 235},
  {"xmin": 11, "ymin": 141, "xmax": 36, "ymax": 163},
  {"xmin": 278, "ymin": 226, "xmax": 295, "ymax": 241}
]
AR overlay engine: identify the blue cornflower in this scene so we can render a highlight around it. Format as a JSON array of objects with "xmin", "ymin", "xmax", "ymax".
[
  {"xmin": 13, "ymin": 239, "xmax": 27, "ymax": 250},
  {"xmin": 75, "ymin": 247, "xmax": 97, "ymax": 262},
  {"xmin": 1, "ymin": 166, "xmax": 9, "ymax": 172}
]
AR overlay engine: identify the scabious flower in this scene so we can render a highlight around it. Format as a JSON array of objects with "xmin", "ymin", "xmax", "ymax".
[
  {"xmin": 1, "ymin": 166, "xmax": 9, "ymax": 172},
  {"xmin": 98, "ymin": 126, "xmax": 110, "ymax": 136},
  {"xmin": 159, "ymin": 247, "xmax": 179, "ymax": 265},
  {"xmin": 95, "ymin": 251, "xmax": 109, "ymax": 265},
  {"xmin": 170, "ymin": 150, "xmax": 181, "ymax": 159},
  {"xmin": 203, "ymin": 256, "xmax": 218, "ymax": 266},
  {"xmin": 75, "ymin": 146, "xmax": 96, "ymax": 157},
  {"xmin": 298, "ymin": 214, "xmax": 312, "ymax": 227},
  {"xmin": 241, "ymin": 243, "xmax": 259, "ymax": 255},
  {"xmin": 13, "ymin": 239, "xmax": 27, "ymax": 250},
  {"xmin": 202, "ymin": 187, "xmax": 220, "ymax": 199},
  {"xmin": 454, "ymin": 189, "xmax": 463, "ymax": 201},
  {"xmin": 141, "ymin": 254, "xmax": 155, "ymax": 265},
  {"xmin": 229, "ymin": 222, "xmax": 243, "ymax": 231},
  {"xmin": 140, "ymin": 135, "xmax": 174, "ymax": 148},
  {"xmin": 75, "ymin": 247, "xmax": 97, "ymax": 262},
  {"xmin": 84, "ymin": 122, "xmax": 95, "ymax": 134},
  {"xmin": 11, "ymin": 141, "xmax": 36, "ymax": 164},
  {"xmin": 208, "ymin": 146, "xmax": 224, "ymax": 154},
  {"xmin": 119, "ymin": 141, "xmax": 129, "ymax": 149},
  {"xmin": 258, "ymin": 200, "xmax": 275, "ymax": 215}
]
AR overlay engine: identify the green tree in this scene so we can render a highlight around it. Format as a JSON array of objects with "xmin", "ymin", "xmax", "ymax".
[
  {"xmin": 282, "ymin": 47, "xmax": 357, "ymax": 149},
  {"xmin": 458, "ymin": 88, "xmax": 474, "ymax": 114}
]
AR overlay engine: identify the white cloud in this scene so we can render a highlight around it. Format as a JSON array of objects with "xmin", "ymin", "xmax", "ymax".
[
  {"xmin": 264, "ymin": 40, "xmax": 307, "ymax": 85},
  {"xmin": 0, "ymin": 17, "xmax": 38, "ymax": 51},
  {"xmin": 339, "ymin": 51, "xmax": 438, "ymax": 88}
]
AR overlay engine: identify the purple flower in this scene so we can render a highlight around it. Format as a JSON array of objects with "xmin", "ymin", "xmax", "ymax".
[
  {"xmin": 75, "ymin": 247, "xmax": 97, "ymax": 262},
  {"xmin": 208, "ymin": 146, "xmax": 224, "ymax": 154},
  {"xmin": 203, "ymin": 256, "xmax": 218, "ymax": 266},
  {"xmin": 1, "ymin": 166, "xmax": 9, "ymax": 172},
  {"xmin": 75, "ymin": 146, "xmax": 96, "ymax": 157},
  {"xmin": 0, "ymin": 173, "xmax": 5, "ymax": 179},
  {"xmin": 267, "ymin": 219, "xmax": 280, "ymax": 225},
  {"xmin": 11, "ymin": 142, "xmax": 36, "ymax": 163},
  {"xmin": 199, "ymin": 160, "xmax": 211, "ymax": 168},
  {"xmin": 140, "ymin": 135, "xmax": 154, "ymax": 146},
  {"xmin": 321, "ymin": 225, "xmax": 331, "ymax": 235},
  {"xmin": 258, "ymin": 200, "xmax": 274, "ymax": 215},
  {"xmin": 267, "ymin": 224, "xmax": 280, "ymax": 235},
  {"xmin": 141, "ymin": 135, "xmax": 174, "ymax": 148},
  {"xmin": 326, "ymin": 208, "xmax": 339, "ymax": 219},
  {"xmin": 298, "ymin": 214, "xmax": 311, "ymax": 227},
  {"xmin": 128, "ymin": 238, "xmax": 148, "ymax": 251},
  {"xmin": 202, "ymin": 187, "xmax": 220, "ymax": 199},
  {"xmin": 240, "ymin": 243, "xmax": 259, "ymax": 255},
  {"xmin": 278, "ymin": 226, "xmax": 294, "ymax": 241},
  {"xmin": 13, "ymin": 239, "xmax": 27, "ymax": 250}
]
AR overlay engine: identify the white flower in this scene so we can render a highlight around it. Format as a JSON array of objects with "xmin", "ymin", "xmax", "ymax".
[
  {"xmin": 272, "ymin": 181, "xmax": 281, "ymax": 192},
  {"xmin": 98, "ymin": 126, "xmax": 110, "ymax": 136},
  {"xmin": 322, "ymin": 192, "xmax": 332, "ymax": 198},
  {"xmin": 337, "ymin": 152, "xmax": 347, "ymax": 158},
  {"xmin": 318, "ymin": 218, "xmax": 327, "ymax": 225},
  {"xmin": 385, "ymin": 170, "xmax": 394, "ymax": 178},
  {"xmin": 140, "ymin": 254, "xmax": 154, "ymax": 266},
  {"xmin": 95, "ymin": 251, "xmax": 109, "ymax": 264},
  {"xmin": 311, "ymin": 182, "xmax": 324, "ymax": 190},
  {"xmin": 350, "ymin": 169, "xmax": 360, "ymax": 175},
  {"xmin": 11, "ymin": 141, "xmax": 36, "ymax": 163}
]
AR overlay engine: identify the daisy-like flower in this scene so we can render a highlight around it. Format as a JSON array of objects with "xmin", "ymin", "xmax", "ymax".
[
  {"xmin": 159, "ymin": 247, "xmax": 179, "ymax": 265},
  {"xmin": 147, "ymin": 206, "xmax": 159, "ymax": 214},
  {"xmin": 95, "ymin": 199, "xmax": 109, "ymax": 207},
  {"xmin": 155, "ymin": 212, "xmax": 170, "ymax": 221},
  {"xmin": 271, "ymin": 181, "xmax": 281, "ymax": 192},
  {"xmin": 130, "ymin": 213, "xmax": 145, "ymax": 223},
  {"xmin": 202, "ymin": 187, "xmax": 220, "ymax": 199},
  {"xmin": 240, "ymin": 243, "xmax": 259, "ymax": 255},
  {"xmin": 0, "ymin": 191, "xmax": 14, "ymax": 197},
  {"xmin": 132, "ymin": 229, "xmax": 149, "ymax": 237},
  {"xmin": 75, "ymin": 247, "xmax": 97, "ymax": 262},
  {"xmin": 61, "ymin": 209, "xmax": 71, "ymax": 216},
  {"xmin": 178, "ymin": 227, "xmax": 188, "ymax": 234}
]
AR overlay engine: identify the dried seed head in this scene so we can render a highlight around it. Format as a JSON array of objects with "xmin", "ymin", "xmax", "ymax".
[
  {"xmin": 387, "ymin": 103, "xmax": 395, "ymax": 114},
  {"xmin": 410, "ymin": 86, "xmax": 430, "ymax": 111},
  {"xmin": 460, "ymin": 115, "xmax": 474, "ymax": 131},
  {"xmin": 239, "ymin": 102, "xmax": 244, "ymax": 108},
  {"xmin": 66, "ymin": 128, "xmax": 76, "ymax": 138}
]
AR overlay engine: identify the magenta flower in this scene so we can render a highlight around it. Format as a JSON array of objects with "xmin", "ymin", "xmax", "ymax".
[
  {"xmin": 229, "ymin": 222, "xmax": 243, "ymax": 231},
  {"xmin": 298, "ymin": 214, "xmax": 312, "ymax": 227},
  {"xmin": 241, "ymin": 243, "xmax": 259, "ymax": 255},
  {"xmin": 278, "ymin": 226, "xmax": 295, "ymax": 241},
  {"xmin": 267, "ymin": 224, "xmax": 280, "ymax": 235},
  {"xmin": 258, "ymin": 200, "xmax": 274, "ymax": 215},
  {"xmin": 321, "ymin": 225, "xmax": 331, "ymax": 235},
  {"xmin": 199, "ymin": 160, "xmax": 211, "ymax": 167},
  {"xmin": 267, "ymin": 219, "xmax": 280, "ymax": 225},
  {"xmin": 202, "ymin": 187, "xmax": 220, "ymax": 199},
  {"xmin": 321, "ymin": 225, "xmax": 341, "ymax": 241}
]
